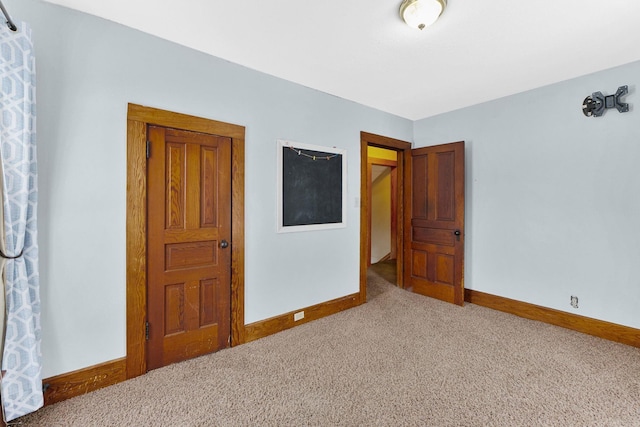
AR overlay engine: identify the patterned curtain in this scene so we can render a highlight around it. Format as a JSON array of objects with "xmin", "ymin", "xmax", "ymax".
[{"xmin": 0, "ymin": 22, "xmax": 42, "ymax": 421}]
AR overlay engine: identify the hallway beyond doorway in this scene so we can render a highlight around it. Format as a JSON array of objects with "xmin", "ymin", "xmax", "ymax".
[{"xmin": 368, "ymin": 259, "xmax": 396, "ymax": 286}]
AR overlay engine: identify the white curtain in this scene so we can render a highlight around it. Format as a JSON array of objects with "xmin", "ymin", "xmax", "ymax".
[{"xmin": 0, "ymin": 21, "xmax": 42, "ymax": 421}]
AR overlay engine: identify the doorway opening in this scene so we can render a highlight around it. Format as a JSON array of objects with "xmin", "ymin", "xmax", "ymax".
[
  {"xmin": 369, "ymin": 150, "xmax": 398, "ymax": 283},
  {"xmin": 360, "ymin": 133, "xmax": 466, "ymax": 307},
  {"xmin": 359, "ymin": 132, "xmax": 411, "ymax": 303}
]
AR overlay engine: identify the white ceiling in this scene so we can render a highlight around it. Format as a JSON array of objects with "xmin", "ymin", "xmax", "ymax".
[{"xmin": 42, "ymin": 0, "xmax": 640, "ymax": 120}]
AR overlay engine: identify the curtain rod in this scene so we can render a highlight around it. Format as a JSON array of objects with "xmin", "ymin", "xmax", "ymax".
[{"xmin": 0, "ymin": 0, "xmax": 17, "ymax": 31}]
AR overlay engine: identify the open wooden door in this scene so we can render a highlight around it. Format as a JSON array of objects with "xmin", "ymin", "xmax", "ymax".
[{"xmin": 404, "ymin": 141, "xmax": 465, "ymax": 305}]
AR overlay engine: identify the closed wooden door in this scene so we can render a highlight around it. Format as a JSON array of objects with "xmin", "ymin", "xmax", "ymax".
[
  {"xmin": 147, "ymin": 125, "xmax": 232, "ymax": 370},
  {"xmin": 404, "ymin": 141, "xmax": 465, "ymax": 305}
]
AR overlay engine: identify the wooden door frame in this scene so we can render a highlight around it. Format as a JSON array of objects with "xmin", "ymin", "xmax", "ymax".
[
  {"xmin": 126, "ymin": 104, "xmax": 245, "ymax": 379},
  {"xmin": 359, "ymin": 132, "xmax": 411, "ymax": 302}
]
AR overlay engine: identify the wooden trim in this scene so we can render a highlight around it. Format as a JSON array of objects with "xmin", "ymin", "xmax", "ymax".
[
  {"xmin": 42, "ymin": 358, "xmax": 127, "ymax": 406},
  {"xmin": 230, "ymin": 136, "xmax": 246, "ymax": 345},
  {"xmin": 368, "ymin": 158, "xmax": 397, "ymax": 168},
  {"xmin": 367, "ymin": 158, "xmax": 372, "ymax": 268},
  {"xmin": 126, "ymin": 103, "xmax": 246, "ymax": 379},
  {"xmin": 465, "ymin": 289, "xmax": 640, "ymax": 348},
  {"xmin": 360, "ymin": 137, "xmax": 370, "ymax": 302},
  {"xmin": 402, "ymin": 148, "xmax": 411, "ymax": 291},
  {"xmin": 244, "ymin": 293, "xmax": 361, "ymax": 343},
  {"xmin": 126, "ymin": 119, "xmax": 148, "ymax": 378},
  {"xmin": 360, "ymin": 132, "xmax": 411, "ymax": 299},
  {"xmin": 127, "ymin": 104, "xmax": 245, "ymax": 140},
  {"xmin": 39, "ymin": 290, "xmax": 638, "ymax": 408},
  {"xmin": 361, "ymin": 131, "xmax": 412, "ymax": 150}
]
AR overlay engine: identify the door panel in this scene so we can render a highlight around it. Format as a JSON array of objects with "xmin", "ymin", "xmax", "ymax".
[
  {"xmin": 147, "ymin": 126, "xmax": 231, "ymax": 370},
  {"xmin": 405, "ymin": 141, "xmax": 464, "ymax": 305}
]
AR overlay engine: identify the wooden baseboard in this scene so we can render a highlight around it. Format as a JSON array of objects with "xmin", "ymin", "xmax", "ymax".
[
  {"xmin": 244, "ymin": 293, "xmax": 361, "ymax": 343},
  {"xmin": 464, "ymin": 289, "xmax": 640, "ymax": 348},
  {"xmin": 37, "ymin": 294, "xmax": 360, "ymax": 407},
  {"xmin": 33, "ymin": 289, "xmax": 637, "ymax": 411},
  {"xmin": 42, "ymin": 358, "xmax": 127, "ymax": 406},
  {"xmin": 378, "ymin": 253, "xmax": 392, "ymax": 262}
]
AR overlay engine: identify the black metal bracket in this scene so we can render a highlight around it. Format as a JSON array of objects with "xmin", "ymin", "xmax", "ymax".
[{"xmin": 582, "ymin": 85, "xmax": 629, "ymax": 117}]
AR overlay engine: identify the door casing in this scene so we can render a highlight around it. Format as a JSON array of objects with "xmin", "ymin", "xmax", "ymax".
[
  {"xmin": 126, "ymin": 104, "xmax": 245, "ymax": 379},
  {"xmin": 359, "ymin": 132, "xmax": 412, "ymax": 302}
]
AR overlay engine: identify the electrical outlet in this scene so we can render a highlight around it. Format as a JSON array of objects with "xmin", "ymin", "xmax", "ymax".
[
  {"xmin": 570, "ymin": 295, "xmax": 579, "ymax": 309},
  {"xmin": 294, "ymin": 311, "xmax": 305, "ymax": 321}
]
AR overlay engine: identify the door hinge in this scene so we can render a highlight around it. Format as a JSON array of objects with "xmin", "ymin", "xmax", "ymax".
[
  {"xmin": 145, "ymin": 321, "xmax": 150, "ymax": 341},
  {"xmin": 146, "ymin": 140, "xmax": 151, "ymax": 159},
  {"xmin": 228, "ymin": 335, "xmax": 231, "ymax": 346}
]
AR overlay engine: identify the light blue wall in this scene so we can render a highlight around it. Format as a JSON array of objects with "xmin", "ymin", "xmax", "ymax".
[
  {"xmin": 7, "ymin": 0, "xmax": 638, "ymax": 380},
  {"xmin": 414, "ymin": 61, "xmax": 640, "ymax": 329},
  {"xmin": 9, "ymin": 0, "xmax": 413, "ymax": 377}
]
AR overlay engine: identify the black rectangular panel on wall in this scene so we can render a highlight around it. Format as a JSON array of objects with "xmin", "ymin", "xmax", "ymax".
[{"xmin": 282, "ymin": 146, "xmax": 343, "ymax": 227}]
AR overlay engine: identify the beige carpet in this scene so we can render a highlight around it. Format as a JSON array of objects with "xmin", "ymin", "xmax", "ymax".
[{"xmin": 16, "ymin": 271, "xmax": 640, "ymax": 426}]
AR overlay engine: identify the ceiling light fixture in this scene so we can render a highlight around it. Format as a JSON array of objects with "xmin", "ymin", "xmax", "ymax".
[{"xmin": 399, "ymin": 0, "xmax": 447, "ymax": 30}]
